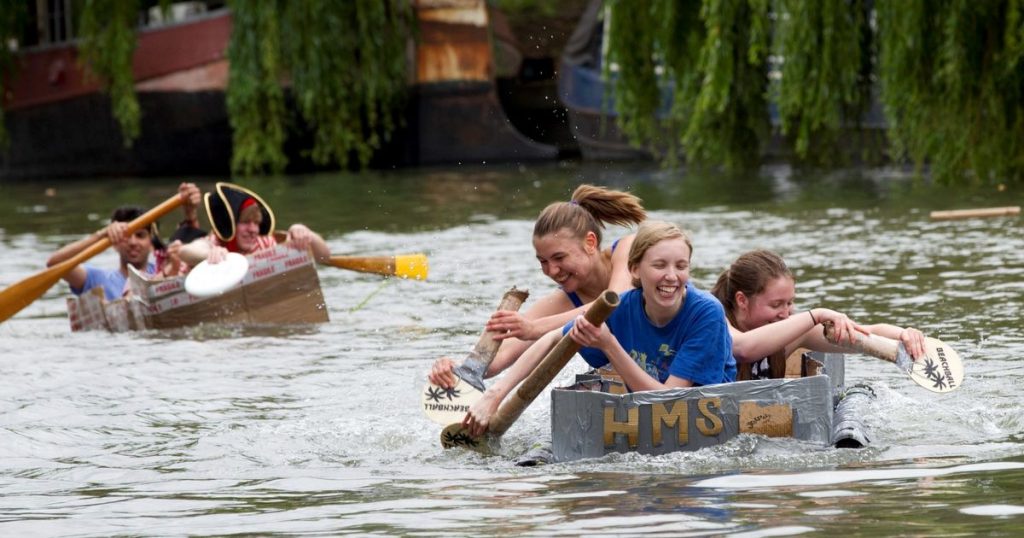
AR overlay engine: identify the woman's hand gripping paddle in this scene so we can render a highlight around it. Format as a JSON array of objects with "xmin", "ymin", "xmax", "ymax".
[
  {"xmin": 441, "ymin": 290, "xmax": 620, "ymax": 453},
  {"xmin": 421, "ymin": 287, "xmax": 530, "ymax": 425},
  {"xmin": 823, "ymin": 321, "xmax": 964, "ymax": 393},
  {"xmin": 0, "ymin": 195, "xmax": 184, "ymax": 323}
]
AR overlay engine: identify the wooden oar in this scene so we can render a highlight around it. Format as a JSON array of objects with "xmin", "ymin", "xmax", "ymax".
[
  {"xmin": 325, "ymin": 254, "xmax": 429, "ymax": 280},
  {"xmin": 441, "ymin": 289, "xmax": 620, "ymax": 452},
  {"xmin": 272, "ymin": 230, "xmax": 429, "ymax": 280},
  {"xmin": 823, "ymin": 321, "xmax": 964, "ymax": 393},
  {"xmin": 0, "ymin": 195, "xmax": 184, "ymax": 323},
  {"xmin": 421, "ymin": 286, "xmax": 530, "ymax": 425}
]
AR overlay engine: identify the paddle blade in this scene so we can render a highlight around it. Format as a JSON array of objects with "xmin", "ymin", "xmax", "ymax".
[
  {"xmin": 0, "ymin": 264, "xmax": 67, "ymax": 322},
  {"xmin": 0, "ymin": 194, "xmax": 183, "ymax": 324},
  {"xmin": 394, "ymin": 254, "xmax": 429, "ymax": 280},
  {"xmin": 907, "ymin": 337, "xmax": 964, "ymax": 393},
  {"xmin": 325, "ymin": 254, "xmax": 429, "ymax": 280},
  {"xmin": 422, "ymin": 379, "xmax": 483, "ymax": 425}
]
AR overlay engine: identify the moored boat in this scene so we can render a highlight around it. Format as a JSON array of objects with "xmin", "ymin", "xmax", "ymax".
[
  {"xmin": 548, "ymin": 352, "xmax": 868, "ymax": 463},
  {"xmin": 67, "ymin": 245, "xmax": 328, "ymax": 332}
]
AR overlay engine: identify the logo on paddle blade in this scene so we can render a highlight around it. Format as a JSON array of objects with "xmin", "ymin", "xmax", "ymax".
[
  {"xmin": 441, "ymin": 428, "xmax": 479, "ymax": 449},
  {"xmin": 424, "ymin": 385, "xmax": 463, "ymax": 403}
]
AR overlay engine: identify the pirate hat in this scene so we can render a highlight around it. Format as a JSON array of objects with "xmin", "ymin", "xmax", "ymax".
[{"xmin": 204, "ymin": 182, "xmax": 276, "ymax": 242}]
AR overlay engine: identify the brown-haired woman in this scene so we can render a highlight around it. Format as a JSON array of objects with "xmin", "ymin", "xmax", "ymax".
[
  {"xmin": 711, "ymin": 249, "xmax": 927, "ymax": 379},
  {"xmin": 429, "ymin": 184, "xmax": 646, "ymax": 388}
]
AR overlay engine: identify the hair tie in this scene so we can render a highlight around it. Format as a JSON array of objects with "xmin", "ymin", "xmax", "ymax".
[{"xmin": 569, "ymin": 200, "xmax": 579, "ymax": 206}]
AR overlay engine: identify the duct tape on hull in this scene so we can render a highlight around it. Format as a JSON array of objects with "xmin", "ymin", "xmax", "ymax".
[{"xmin": 551, "ymin": 373, "xmax": 835, "ymax": 463}]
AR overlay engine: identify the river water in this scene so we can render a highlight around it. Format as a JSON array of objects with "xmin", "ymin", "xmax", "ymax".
[{"xmin": 1, "ymin": 163, "xmax": 1023, "ymax": 536}]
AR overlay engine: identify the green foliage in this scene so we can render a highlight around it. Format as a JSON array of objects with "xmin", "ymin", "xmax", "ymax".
[
  {"xmin": 605, "ymin": 0, "xmax": 1024, "ymax": 183},
  {"xmin": 226, "ymin": 1, "xmax": 288, "ymax": 176},
  {"xmin": 228, "ymin": 0, "xmax": 411, "ymax": 175},
  {"xmin": 878, "ymin": 0, "xmax": 1024, "ymax": 184},
  {"xmin": 79, "ymin": 0, "xmax": 142, "ymax": 146},
  {"xmin": 774, "ymin": 0, "xmax": 871, "ymax": 161},
  {"xmin": 605, "ymin": 0, "xmax": 771, "ymax": 170}
]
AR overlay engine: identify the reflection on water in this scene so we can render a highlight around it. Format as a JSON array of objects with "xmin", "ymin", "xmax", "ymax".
[{"xmin": 1, "ymin": 162, "xmax": 1023, "ymax": 535}]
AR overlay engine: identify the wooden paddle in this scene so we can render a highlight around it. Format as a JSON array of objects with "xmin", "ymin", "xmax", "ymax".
[
  {"xmin": 823, "ymin": 321, "xmax": 964, "ymax": 393},
  {"xmin": 325, "ymin": 254, "xmax": 429, "ymax": 280},
  {"xmin": 0, "ymin": 195, "xmax": 184, "ymax": 323},
  {"xmin": 272, "ymin": 230, "xmax": 429, "ymax": 280},
  {"xmin": 422, "ymin": 286, "xmax": 530, "ymax": 425},
  {"xmin": 441, "ymin": 289, "xmax": 620, "ymax": 452}
]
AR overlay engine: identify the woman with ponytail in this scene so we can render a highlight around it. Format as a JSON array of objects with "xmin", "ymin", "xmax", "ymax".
[
  {"xmin": 429, "ymin": 184, "xmax": 646, "ymax": 388},
  {"xmin": 712, "ymin": 250, "xmax": 927, "ymax": 380}
]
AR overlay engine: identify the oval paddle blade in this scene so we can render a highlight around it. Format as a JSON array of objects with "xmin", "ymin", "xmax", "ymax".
[
  {"xmin": 395, "ymin": 254, "xmax": 428, "ymax": 280},
  {"xmin": 440, "ymin": 423, "xmax": 493, "ymax": 454},
  {"xmin": 422, "ymin": 378, "xmax": 482, "ymax": 425},
  {"xmin": 185, "ymin": 253, "xmax": 249, "ymax": 298},
  {"xmin": 908, "ymin": 337, "xmax": 964, "ymax": 393}
]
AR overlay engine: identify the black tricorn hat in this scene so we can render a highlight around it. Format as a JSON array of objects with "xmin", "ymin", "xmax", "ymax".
[{"xmin": 204, "ymin": 182, "xmax": 276, "ymax": 242}]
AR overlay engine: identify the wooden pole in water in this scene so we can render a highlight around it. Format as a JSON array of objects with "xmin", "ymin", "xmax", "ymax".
[{"xmin": 929, "ymin": 206, "xmax": 1020, "ymax": 221}]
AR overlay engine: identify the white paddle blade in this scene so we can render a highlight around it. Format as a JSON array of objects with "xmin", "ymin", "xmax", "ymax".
[
  {"xmin": 907, "ymin": 337, "xmax": 964, "ymax": 393},
  {"xmin": 421, "ymin": 378, "xmax": 483, "ymax": 425},
  {"xmin": 185, "ymin": 253, "xmax": 249, "ymax": 298}
]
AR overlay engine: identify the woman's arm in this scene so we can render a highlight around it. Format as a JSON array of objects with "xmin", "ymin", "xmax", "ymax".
[
  {"xmin": 570, "ymin": 314, "xmax": 694, "ymax": 392},
  {"xmin": 732, "ymin": 308, "xmax": 866, "ymax": 362},
  {"xmin": 463, "ymin": 328, "xmax": 562, "ymax": 436}
]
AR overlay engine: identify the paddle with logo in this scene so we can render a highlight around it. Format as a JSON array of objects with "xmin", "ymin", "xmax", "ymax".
[
  {"xmin": 421, "ymin": 287, "xmax": 530, "ymax": 425},
  {"xmin": 0, "ymin": 195, "xmax": 184, "ymax": 324},
  {"xmin": 823, "ymin": 321, "xmax": 964, "ymax": 392},
  {"xmin": 441, "ymin": 289, "xmax": 620, "ymax": 453}
]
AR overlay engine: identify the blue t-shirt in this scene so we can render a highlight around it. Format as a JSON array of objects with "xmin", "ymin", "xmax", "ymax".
[
  {"xmin": 71, "ymin": 263, "xmax": 155, "ymax": 301},
  {"xmin": 565, "ymin": 284, "xmax": 737, "ymax": 387}
]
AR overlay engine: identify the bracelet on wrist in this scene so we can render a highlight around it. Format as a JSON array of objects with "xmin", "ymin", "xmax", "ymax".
[{"xmin": 809, "ymin": 309, "xmax": 818, "ymax": 326}]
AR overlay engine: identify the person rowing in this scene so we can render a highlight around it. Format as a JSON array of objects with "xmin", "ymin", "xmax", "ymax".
[
  {"xmin": 46, "ymin": 182, "xmax": 201, "ymax": 300},
  {"xmin": 179, "ymin": 182, "xmax": 331, "ymax": 267},
  {"xmin": 461, "ymin": 220, "xmax": 736, "ymax": 437},
  {"xmin": 711, "ymin": 249, "xmax": 928, "ymax": 380},
  {"xmin": 428, "ymin": 184, "xmax": 646, "ymax": 390}
]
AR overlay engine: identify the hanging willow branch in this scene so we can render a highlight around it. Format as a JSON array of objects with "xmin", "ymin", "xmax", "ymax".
[
  {"xmin": 878, "ymin": 0, "xmax": 1024, "ymax": 184},
  {"xmin": 78, "ymin": 0, "xmax": 142, "ymax": 146},
  {"xmin": 228, "ymin": 0, "xmax": 411, "ymax": 175},
  {"xmin": 774, "ymin": 0, "xmax": 871, "ymax": 162}
]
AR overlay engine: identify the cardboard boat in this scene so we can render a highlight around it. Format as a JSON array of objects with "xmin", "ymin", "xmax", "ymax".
[
  {"xmin": 546, "ymin": 352, "xmax": 870, "ymax": 463},
  {"xmin": 67, "ymin": 245, "xmax": 329, "ymax": 332}
]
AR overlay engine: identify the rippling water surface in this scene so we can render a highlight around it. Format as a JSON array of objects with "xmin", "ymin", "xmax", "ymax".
[{"xmin": 1, "ymin": 164, "xmax": 1023, "ymax": 536}]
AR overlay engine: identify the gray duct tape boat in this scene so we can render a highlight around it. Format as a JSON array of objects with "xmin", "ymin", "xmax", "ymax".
[
  {"xmin": 531, "ymin": 352, "xmax": 872, "ymax": 464},
  {"xmin": 66, "ymin": 245, "xmax": 329, "ymax": 332}
]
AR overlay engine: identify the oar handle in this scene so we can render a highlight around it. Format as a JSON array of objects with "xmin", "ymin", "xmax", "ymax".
[
  {"xmin": 822, "ymin": 320, "xmax": 900, "ymax": 363},
  {"xmin": 488, "ymin": 290, "xmax": 620, "ymax": 436},
  {"xmin": 455, "ymin": 287, "xmax": 530, "ymax": 389},
  {"xmin": 62, "ymin": 195, "xmax": 185, "ymax": 272}
]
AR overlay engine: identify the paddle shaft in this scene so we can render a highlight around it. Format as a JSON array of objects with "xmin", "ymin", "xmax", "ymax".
[
  {"xmin": 822, "ymin": 320, "xmax": 900, "ymax": 363},
  {"xmin": 0, "ymin": 195, "xmax": 184, "ymax": 323},
  {"xmin": 455, "ymin": 287, "xmax": 530, "ymax": 389},
  {"xmin": 488, "ymin": 290, "xmax": 619, "ymax": 436}
]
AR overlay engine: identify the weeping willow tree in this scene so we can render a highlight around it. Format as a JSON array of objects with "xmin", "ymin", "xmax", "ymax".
[
  {"xmin": 0, "ymin": 0, "xmax": 410, "ymax": 175},
  {"xmin": 605, "ymin": 0, "xmax": 1024, "ymax": 184},
  {"xmin": 79, "ymin": 0, "xmax": 143, "ymax": 146},
  {"xmin": 227, "ymin": 0, "xmax": 411, "ymax": 175},
  {"xmin": 877, "ymin": 0, "xmax": 1024, "ymax": 184}
]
